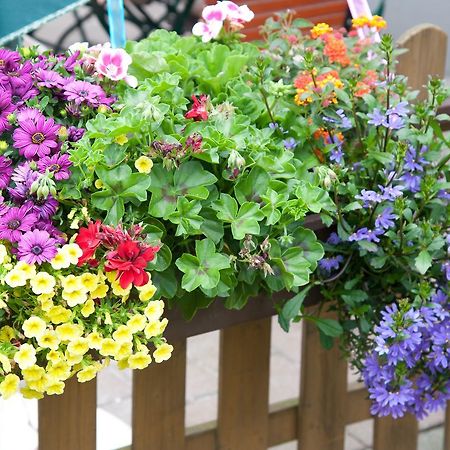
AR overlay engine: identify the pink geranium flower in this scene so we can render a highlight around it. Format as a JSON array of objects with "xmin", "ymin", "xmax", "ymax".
[
  {"xmin": 95, "ymin": 48, "xmax": 137, "ymax": 88},
  {"xmin": 192, "ymin": 20, "xmax": 223, "ymax": 43}
]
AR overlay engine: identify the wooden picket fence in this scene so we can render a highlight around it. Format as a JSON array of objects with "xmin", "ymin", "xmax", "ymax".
[{"xmin": 36, "ymin": 24, "xmax": 450, "ymax": 450}]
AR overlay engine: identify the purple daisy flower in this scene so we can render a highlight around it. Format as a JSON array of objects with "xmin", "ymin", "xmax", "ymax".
[
  {"xmin": 0, "ymin": 205, "xmax": 37, "ymax": 242},
  {"xmin": 13, "ymin": 115, "xmax": 60, "ymax": 159},
  {"xmin": 16, "ymin": 107, "xmax": 44, "ymax": 123},
  {"xmin": 67, "ymin": 126, "xmax": 85, "ymax": 142},
  {"xmin": 0, "ymin": 156, "xmax": 13, "ymax": 189},
  {"xmin": 11, "ymin": 162, "xmax": 36, "ymax": 184},
  {"xmin": 35, "ymin": 69, "xmax": 65, "ymax": 89},
  {"xmin": 0, "ymin": 89, "xmax": 15, "ymax": 133},
  {"xmin": 63, "ymin": 80, "xmax": 112, "ymax": 107},
  {"xmin": 17, "ymin": 229, "xmax": 58, "ymax": 265},
  {"xmin": 25, "ymin": 195, "xmax": 59, "ymax": 221},
  {"xmin": 37, "ymin": 153, "xmax": 72, "ymax": 181},
  {"xmin": 0, "ymin": 49, "xmax": 21, "ymax": 73}
]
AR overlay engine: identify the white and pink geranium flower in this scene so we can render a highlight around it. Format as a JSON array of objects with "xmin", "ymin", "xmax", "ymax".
[
  {"xmin": 95, "ymin": 47, "xmax": 138, "ymax": 88},
  {"xmin": 192, "ymin": 1, "xmax": 254, "ymax": 43}
]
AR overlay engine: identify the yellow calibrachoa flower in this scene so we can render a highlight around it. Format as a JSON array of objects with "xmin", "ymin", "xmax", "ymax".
[
  {"xmin": 91, "ymin": 283, "xmax": 109, "ymax": 299},
  {"xmin": 47, "ymin": 361, "xmax": 71, "ymax": 381},
  {"xmin": 63, "ymin": 288, "xmax": 88, "ymax": 307},
  {"xmin": 117, "ymin": 359, "xmax": 129, "ymax": 370},
  {"xmin": 47, "ymin": 305, "xmax": 71, "ymax": 324},
  {"xmin": 81, "ymin": 299, "xmax": 95, "ymax": 317},
  {"xmin": 128, "ymin": 351, "xmax": 152, "ymax": 369},
  {"xmin": 67, "ymin": 337, "xmax": 89, "ymax": 356},
  {"xmin": 65, "ymin": 351, "xmax": 83, "ymax": 365},
  {"xmin": 111, "ymin": 281, "xmax": 132, "ymax": 297},
  {"xmin": 106, "ymin": 270, "xmax": 118, "ymax": 283},
  {"xmin": 22, "ymin": 365, "xmax": 45, "ymax": 382},
  {"xmin": 0, "ymin": 353, "xmax": 11, "ymax": 373},
  {"xmin": 14, "ymin": 343, "xmax": 37, "ymax": 369},
  {"xmin": 50, "ymin": 251, "xmax": 71, "ymax": 270},
  {"xmin": 127, "ymin": 314, "xmax": 147, "ymax": 333},
  {"xmin": 87, "ymin": 331, "xmax": 103, "ymax": 350},
  {"xmin": 55, "ymin": 323, "xmax": 83, "ymax": 341},
  {"xmin": 144, "ymin": 300, "xmax": 164, "ymax": 322},
  {"xmin": 99, "ymin": 338, "xmax": 120, "ymax": 357},
  {"xmin": 80, "ymin": 273, "xmax": 98, "ymax": 292},
  {"xmin": 94, "ymin": 179, "xmax": 104, "ymax": 189},
  {"xmin": 115, "ymin": 134, "xmax": 128, "ymax": 145},
  {"xmin": 15, "ymin": 261, "xmax": 36, "ymax": 279},
  {"xmin": 61, "ymin": 243, "xmax": 83, "ymax": 265},
  {"xmin": 22, "ymin": 316, "xmax": 47, "ymax": 338},
  {"xmin": 112, "ymin": 325, "xmax": 133, "ymax": 343},
  {"xmin": 135, "ymin": 156, "xmax": 153, "ymax": 174},
  {"xmin": 4, "ymin": 269, "xmax": 27, "ymax": 287},
  {"xmin": 46, "ymin": 381, "xmax": 65, "ymax": 395},
  {"xmin": 39, "ymin": 296, "xmax": 54, "ymax": 312},
  {"xmin": 0, "ymin": 326, "xmax": 15, "ymax": 342},
  {"xmin": 30, "ymin": 272, "xmax": 56, "ymax": 295},
  {"xmin": 61, "ymin": 274, "xmax": 83, "ymax": 293},
  {"xmin": 46, "ymin": 350, "xmax": 62, "ymax": 363},
  {"xmin": 137, "ymin": 282, "xmax": 157, "ymax": 302},
  {"xmin": 115, "ymin": 342, "xmax": 133, "ymax": 360},
  {"xmin": 153, "ymin": 343, "xmax": 174, "ymax": 363},
  {"xmin": 0, "ymin": 374, "xmax": 20, "ymax": 399},
  {"xmin": 144, "ymin": 318, "xmax": 168, "ymax": 338},
  {"xmin": 0, "ymin": 244, "xmax": 7, "ymax": 264},
  {"xmin": 37, "ymin": 330, "xmax": 60, "ymax": 350},
  {"xmin": 27, "ymin": 372, "xmax": 49, "ymax": 393},
  {"xmin": 77, "ymin": 365, "xmax": 101, "ymax": 383},
  {"xmin": 20, "ymin": 387, "xmax": 44, "ymax": 400}
]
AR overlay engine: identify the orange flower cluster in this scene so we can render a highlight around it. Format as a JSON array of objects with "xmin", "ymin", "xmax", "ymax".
[
  {"xmin": 294, "ymin": 70, "xmax": 344, "ymax": 106},
  {"xmin": 323, "ymin": 34, "xmax": 350, "ymax": 66},
  {"xmin": 352, "ymin": 15, "xmax": 387, "ymax": 31},
  {"xmin": 310, "ymin": 22, "xmax": 333, "ymax": 39},
  {"xmin": 354, "ymin": 70, "xmax": 378, "ymax": 97}
]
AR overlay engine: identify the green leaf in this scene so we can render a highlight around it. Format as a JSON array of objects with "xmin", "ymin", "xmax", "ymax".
[
  {"xmin": 415, "ymin": 250, "xmax": 432, "ymax": 275},
  {"xmin": 213, "ymin": 194, "xmax": 264, "ymax": 240},
  {"xmin": 175, "ymin": 239, "xmax": 230, "ymax": 292},
  {"xmin": 147, "ymin": 244, "xmax": 172, "ymax": 272},
  {"xmin": 278, "ymin": 287, "xmax": 310, "ymax": 332},
  {"xmin": 310, "ymin": 317, "xmax": 343, "ymax": 337}
]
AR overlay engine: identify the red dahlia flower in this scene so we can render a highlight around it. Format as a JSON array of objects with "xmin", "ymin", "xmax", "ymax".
[
  {"xmin": 75, "ymin": 221, "xmax": 101, "ymax": 265},
  {"xmin": 105, "ymin": 240, "xmax": 159, "ymax": 289},
  {"xmin": 185, "ymin": 95, "xmax": 209, "ymax": 121}
]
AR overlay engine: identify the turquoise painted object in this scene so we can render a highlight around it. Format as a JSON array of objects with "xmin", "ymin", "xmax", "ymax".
[
  {"xmin": 0, "ymin": 0, "xmax": 89, "ymax": 45},
  {"xmin": 107, "ymin": 0, "xmax": 126, "ymax": 47}
]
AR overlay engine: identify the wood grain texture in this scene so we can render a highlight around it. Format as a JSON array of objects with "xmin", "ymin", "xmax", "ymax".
[
  {"xmin": 38, "ymin": 376, "xmax": 97, "ymax": 450},
  {"xmin": 132, "ymin": 339, "xmax": 186, "ymax": 450},
  {"xmin": 298, "ymin": 313, "xmax": 347, "ymax": 450},
  {"xmin": 444, "ymin": 402, "xmax": 450, "ymax": 450},
  {"xmin": 373, "ymin": 415, "xmax": 418, "ymax": 450},
  {"xmin": 397, "ymin": 24, "xmax": 448, "ymax": 100},
  {"xmin": 217, "ymin": 318, "xmax": 271, "ymax": 450}
]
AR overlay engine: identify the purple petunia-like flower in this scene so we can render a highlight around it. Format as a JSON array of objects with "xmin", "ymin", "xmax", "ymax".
[
  {"xmin": 0, "ymin": 205, "xmax": 37, "ymax": 242},
  {"xmin": 283, "ymin": 137, "xmax": 297, "ymax": 149},
  {"xmin": 0, "ymin": 156, "xmax": 13, "ymax": 189},
  {"xmin": 367, "ymin": 108, "xmax": 384, "ymax": 126},
  {"xmin": 318, "ymin": 255, "xmax": 344, "ymax": 273},
  {"xmin": 63, "ymin": 80, "xmax": 112, "ymax": 107},
  {"xmin": 37, "ymin": 153, "xmax": 72, "ymax": 181},
  {"xmin": 329, "ymin": 147, "xmax": 344, "ymax": 165},
  {"xmin": 327, "ymin": 232, "xmax": 341, "ymax": 245},
  {"xmin": 363, "ymin": 299, "xmax": 450, "ymax": 419},
  {"xmin": 355, "ymin": 189, "xmax": 382, "ymax": 207},
  {"xmin": 17, "ymin": 229, "xmax": 58, "ymax": 265},
  {"xmin": 379, "ymin": 185, "xmax": 403, "ymax": 201},
  {"xmin": 384, "ymin": 113, "xmax": 405, "ymax": 130},
  {"xmin": 349, "ymin": 227, "xmax": 384, "ymax": 243},
  {"xmin": 13, "ymin": 115, "xmax": 60, "ymax": 159},
  {"xmin": 400, "ymin": 172, "xmax": 422, "ymax": 193},
  {"xmin": 375, "ymin": 207, "xmax": 397, "ymax": 230},
  {"xmin": 386, "ymin": 101, "xmax": 409, "ymax": 117}
]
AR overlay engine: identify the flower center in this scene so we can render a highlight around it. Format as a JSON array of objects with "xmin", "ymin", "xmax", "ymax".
[
  {"xmin": 31, "ymin": 132, "xmax": 45, "ymax": 144},
  {"xmin": 7, "ymin": 219, "xmax": 20, "ymax": 229},
  {"xmin": 31, "ymin": 245, "xmax": 43, "ymax": 255},
  {"xmin": 0, "ymin": 60, "xmax": 4, "ymax": 67},
  {"xmin": 49, "ymin": 163, "xmax": 60, "ymax": 172},
  {"xmin": 79, "ymin": 90, "xmax": 88, "ymax": 97}
]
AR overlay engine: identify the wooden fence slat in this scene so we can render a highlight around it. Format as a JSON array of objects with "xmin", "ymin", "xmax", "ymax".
[
  {"xmin": 373, "ymin": 415, "xmax": 418, "ymax": 450},
  {"xmin": 217, "ymin": 317, "xmax": 271, "ymax": 450},
  {"xmin": 38, "ymin": 376, "xmax": 97, "ymax": 450},
  {"xmin": 397, "ymin": 24, "xmax": 448, "ymax": 99},
  {"xmin": 298, "ymin": 314, "xmax": 347, "ymax": 450},
  {"xmin": 444, "ymin": 402, "xmax": 450, "ymax": 450},
  {"xmin": 132, "ymin": 339, "xmax": 186, "ymax": 450}
]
